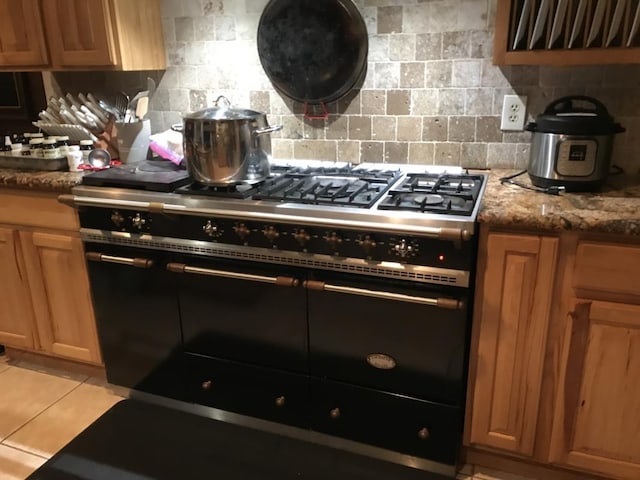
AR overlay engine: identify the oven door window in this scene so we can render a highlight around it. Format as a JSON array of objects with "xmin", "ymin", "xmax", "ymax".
[{"xmin": 307, "ymin": 272, "xmax": 469, "ymax": 407}]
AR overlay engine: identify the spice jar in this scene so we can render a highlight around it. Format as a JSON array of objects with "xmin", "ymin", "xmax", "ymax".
[
  {"xmin": 29, "ymin": 138, "xmax": 44, "ymax": 157},
  {"xmin": 79, "ymin": 140, "xmax": 94, "ymax": 163},
  {"xmin": 42, "ymin": 139, "xmax": 60, "ymax": 159}
]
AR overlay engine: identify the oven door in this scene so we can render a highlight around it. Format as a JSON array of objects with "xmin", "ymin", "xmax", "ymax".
[
  {"xmin": 306, "ymin": 271, "xmax": 469, "ymax": 406},
  {"xmin": 171, "ymin": 255, "xmax": 308, "ymax": 373},
  {"xmin": 85, "ymin": 243, "xmax": 185, "ymax": 401}
]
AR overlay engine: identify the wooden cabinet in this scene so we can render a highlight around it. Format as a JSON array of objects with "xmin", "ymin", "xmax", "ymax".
[
  {"xmin": 547, "ymin": 240, "xmax": 640, "ymax": 479},
  {"xmin": 494, "ymin": 0, "xmax": 640, "ymax": 65},
  {"xmin": 0, "ymin": 189, "xmax": 101, "ymax": 365},
  {"xmin": 467, "ymin": 230, "xmax": 640, "ymax": 480},
  {"xmin": 469, "ymin": 232, "xmax": 558, "ymax": 456},
  {"xmin": 0, "ymin": 0, "xmax": 166, "ymax": 70}
]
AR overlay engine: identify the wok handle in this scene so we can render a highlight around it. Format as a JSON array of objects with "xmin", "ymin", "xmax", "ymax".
[
  {"xmin": 303, "ymin": 102, "xmax": 329, "ymax": 120},
  {"xmin": 254, "ymin": 124, "xmax": 283, "ymax": 136}
]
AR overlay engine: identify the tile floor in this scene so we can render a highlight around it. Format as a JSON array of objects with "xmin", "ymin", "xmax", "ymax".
[{"xmin": 0, "ymin": 354, "xmax": 534, "ymax": 480}]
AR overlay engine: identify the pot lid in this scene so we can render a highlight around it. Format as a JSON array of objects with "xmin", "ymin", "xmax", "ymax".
[
  {"xmin": 256, "ymin": 0, "xmax": 368, "ymax": 106},
  {"xmin": 526, "ymin": 95, "xmax": 625, "ymax": 135},
  {"xmin": 184, "ymin": 96, "xmax": 264, "ymax": 121}
]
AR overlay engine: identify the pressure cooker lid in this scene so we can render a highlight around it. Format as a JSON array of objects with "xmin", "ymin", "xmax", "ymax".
[
  {"xmin": 184, "ymin": 96, "xmax": 263, "ymax": 121},
  {"xmin": 526, "ymin": 95, "xmax": 625, "ymax": 135}
]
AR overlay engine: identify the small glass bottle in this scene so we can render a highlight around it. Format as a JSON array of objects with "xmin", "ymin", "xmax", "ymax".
[
  {"xmin": 56, "ymin": 136, "xmax": 70, "ymax": 156},
  {"xmin": 79, "ymin": 140, "xmax": 94, "ymax": 164},
  {"xmin": 2, "ymin": 136, "xmax": 11, "ymax": 156},
  {"xmin": 42, "ymin": 139, "xmax": 60, "ymax": 159}
]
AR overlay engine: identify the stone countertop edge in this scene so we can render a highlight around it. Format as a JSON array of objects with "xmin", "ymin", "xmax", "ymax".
[
  {"xmin": 0, "ymin": 168, "xmax": 84, "ymax": 193},
  {"xmin": 479, "ymin": 169, "xmax": 640, "ymax": 236}
]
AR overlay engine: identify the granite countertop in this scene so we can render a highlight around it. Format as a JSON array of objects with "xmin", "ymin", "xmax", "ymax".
[
  {"xmin": 3, "ymin": 166, "xmax": 640, "ymax": 235},
  {"xmin": 480, "ymin": 169, "xmax": 640, "ymax": 235},
  {"xmin": 0, "ymin": 168, "xmax": 84, "ymax": 193}
]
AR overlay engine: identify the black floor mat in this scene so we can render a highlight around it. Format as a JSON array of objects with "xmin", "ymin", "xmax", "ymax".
[{"xmin": 27, "ymin": 399, "xmax": 453, "ymax": 480}]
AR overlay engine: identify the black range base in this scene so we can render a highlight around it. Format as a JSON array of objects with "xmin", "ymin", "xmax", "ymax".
[{"xmin": 28, "ymin": 399, "xmax": 452, "ymax": 480}]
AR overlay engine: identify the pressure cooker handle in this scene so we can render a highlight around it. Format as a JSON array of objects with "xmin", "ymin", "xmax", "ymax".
[
  {"xmin": 254, "ymin": 124, "xmax": 283, "ymax": 136},
  {"xmin": 543, "ymin": 95, "xmax": 611, "ymax": 117},
  {"xmin": 170, "ymin": 123, "xmax": 184, "ymax": 133}
]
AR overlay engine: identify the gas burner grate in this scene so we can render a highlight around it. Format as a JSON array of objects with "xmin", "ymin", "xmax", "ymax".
[
  {"xmin": 253, "ymin": 167, "xmax": 402, "ymax": 208},
  {"xmin": 378, "ymin": 173, "xmax": 484, "ymax": 215}
]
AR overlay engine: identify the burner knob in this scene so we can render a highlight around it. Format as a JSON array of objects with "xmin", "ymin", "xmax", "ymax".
[
  {"xmin": 262, "ymin": 226, "xmax": 280, "ymax": 243},
  {"xmin": 392, "ymin": 239, "xmax": 417, "ymax": 259},
  {"xmin": 356, "ymin": 235, "xmax": 377, "ymax": 255},
  {"xmin": 233, "ymin": 223, "xmax": 251, "ymax": 240},
  {"xmin": 131, "ymin": 213, "xmax": 147, "ymax": 231},
  {"xmin": 110, "ymin": 210, "xmax": 125, "ymax": 228},
  {"xmin": 292, "ymin": 229, "xmax": 311, "ymax": 246},
  {"xmin": 323, "ymin": 232, "xmax": 343, "ymax": 252},
  {"xmin": 202, "ymin": 220, "xmax": 220, "ymax": 238}
]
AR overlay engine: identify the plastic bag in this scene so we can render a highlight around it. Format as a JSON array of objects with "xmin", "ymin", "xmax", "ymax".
[{"xmin": 149, "ymin": 129, "xmax": 183, "ymax": 165}]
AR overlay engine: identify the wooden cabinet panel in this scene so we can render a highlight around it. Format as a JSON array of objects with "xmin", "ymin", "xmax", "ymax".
[
  {"xmin": 574, "ymin": 242, "xmax": 640, "ymax": 297},
  {"xmin": 0, "ymin": 0, "xmax": 48, "ymax": 66},
  {"xmin": 0, "ymin": 189, "xmax": 79, "ymax": 231},
  {"xmin": 470, "ymin": 233, "xmax": 558, "ymax": 456},
  {"xmin": 0, "ymin": 227, "xmax": 35, "ymax": 349},
  {"xmin": 41, "ymin": 0, "xmax": 116, "ymax": 67},
  {"xmin": 549, "ymin": 299, "xmax": 640, "ymax": 480},
  {"xmin": 20, "ymin": 231, "xmax": 101, "ymax": 364}
]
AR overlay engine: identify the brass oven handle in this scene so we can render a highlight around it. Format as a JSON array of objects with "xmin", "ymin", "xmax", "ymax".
[
  {"xmin": 167, "ymin": 262, "xmax": 299, "ymax": 287},
  {"xmin": 303, "ymin": 280, "xmax": 464, "ymax": 310},
  {"xmin": 85, "ymin": 252, "xmax": 154, "ymax": 269}
]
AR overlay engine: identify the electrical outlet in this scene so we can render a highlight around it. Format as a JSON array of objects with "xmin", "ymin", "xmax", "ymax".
[{"xmin": 500, "ymin": 94, "xmax": 527, "ymax": 131}]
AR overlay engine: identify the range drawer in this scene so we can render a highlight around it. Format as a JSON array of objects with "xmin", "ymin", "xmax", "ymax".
[
  {"xmin": 574, "ymin": 241, "xmax": 640, "ymax": 297},
  {"xmin": 185, "ymin": 353, "xmax": 308, "ymax": 428},
  {"xmin": 309, "ymin": 378, "xmax": 461, "ymax": 465}
]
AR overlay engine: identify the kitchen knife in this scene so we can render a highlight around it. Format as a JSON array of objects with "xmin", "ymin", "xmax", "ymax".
[
  {"xmin": 586, "ymin": 0, "xmax": 607, "ymax": 46},
  {"xmin": 569, "ymin": 0, "xmax": 588, "ymax": 47},
  {"xmin": 530, "ymin": 0, "xmax": 551, "ymax": 49},
  {"xmin": 628, "ymin": 2, "xmax": 640, "ymax": 46},
  {"xmin": 548, "ymin": 0, "xmax": 569, "ymax": 48}
]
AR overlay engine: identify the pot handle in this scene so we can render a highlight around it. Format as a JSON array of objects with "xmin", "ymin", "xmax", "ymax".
[
  {"xmin": 214, "ymin": 96, "xmax": 232, "ymax": 109},
  {"xmin": 171, "ymin": 123, "xmax": 184, "ymax": 133},
  {"xmin": 543, "ymin": 95, "xmax": 610, "ymax": 117},
  {"xmin": 254, "ymin": 124, "xmax": 283, "ymax": 136}
]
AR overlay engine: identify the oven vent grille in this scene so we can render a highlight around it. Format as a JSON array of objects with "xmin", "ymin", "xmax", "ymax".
[{"xmin": 82, "ymin": 232, "xmax": 466, "ymax": 287}]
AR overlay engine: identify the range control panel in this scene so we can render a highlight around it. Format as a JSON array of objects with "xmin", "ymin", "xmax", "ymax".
[{"xmin": 79, "ymin": 208, "xmax": 474, "ymax": 271}]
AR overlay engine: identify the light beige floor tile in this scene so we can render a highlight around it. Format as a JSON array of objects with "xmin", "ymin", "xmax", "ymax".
[
  {"xmin": 474, "ymin": 466, "xmax": 538, "ymax": 480},
  {"xmin": 0, "ymin": 444, "xmax": 46, "ymax": 479},
  {"xmin": 0, "ymin": 367, "xmax": 80, "ymax": 441},
  {"xmin": 9, "ymin": 359, "xmax": 89, "ymax": 383},
  {"xmin": 4, "ymin": 383, "xmax": 123, "ymax": 458}
]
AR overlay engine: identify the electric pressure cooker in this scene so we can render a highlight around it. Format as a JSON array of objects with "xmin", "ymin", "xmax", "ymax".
[{"xmin": 526, "ymin": 96, "xmax": 625, "ymax": 192}]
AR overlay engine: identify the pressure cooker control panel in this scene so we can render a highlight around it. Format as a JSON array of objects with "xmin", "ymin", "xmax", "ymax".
[{"xmin": 555, "ymin": 140, "xmax": 597, "ymax": 177}]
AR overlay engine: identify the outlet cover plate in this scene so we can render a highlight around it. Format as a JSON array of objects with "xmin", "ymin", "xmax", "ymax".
[{"xmin": 500, "ymin": 95, "xmax": 527, "ymax": 131}]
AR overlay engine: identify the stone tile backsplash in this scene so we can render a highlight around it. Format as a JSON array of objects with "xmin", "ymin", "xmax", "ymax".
[{"xmin": 46, "ymin": 0, "xmax": 640, "ymax": 172}]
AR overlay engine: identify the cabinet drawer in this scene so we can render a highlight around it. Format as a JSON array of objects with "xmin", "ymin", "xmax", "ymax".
[
  {"xmin": 0, "ymin": 190, "xmax": 78, "ymax": 230},
  {"xmin": 309, "ymin": 379, "xmax": 461, "ymax": 465},
  {"xmin": 185, "ymin": 353, "xmax": 308, "ymax": 428},
  {"xmin": 574, "ymin": 242, "xmax": 640, "ymax": 296}
]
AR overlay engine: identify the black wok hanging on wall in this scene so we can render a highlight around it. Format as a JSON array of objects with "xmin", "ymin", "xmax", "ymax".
[{"xmin": 257, "ymin": 0, "xmax": 369, "ymax": 119}]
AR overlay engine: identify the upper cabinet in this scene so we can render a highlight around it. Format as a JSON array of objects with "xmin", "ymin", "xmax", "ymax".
[
  {"xmin": 0, "ymin": 0, "xmax": 166, "ymax": 71},
  {"xmin": 494, "ymin": 0, "xmax": 640, "ymax": 65}
]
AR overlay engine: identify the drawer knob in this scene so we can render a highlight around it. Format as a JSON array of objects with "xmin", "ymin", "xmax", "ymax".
[
  {"xmin": 418, "ymin": 427, "xmax": 430, "ymax": 440},
  {"xmin": 275, "ymin": 396, "xmax": 286, "ymax": 407},
  {"xmin": 201, "ymin": 380, "xmax": 213, "ymax": 391},
  {"xmin": 329, "ymin": 407, "xmax": 341, "ymax": 420}
]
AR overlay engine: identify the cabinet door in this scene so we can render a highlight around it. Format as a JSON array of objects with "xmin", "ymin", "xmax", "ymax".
[
  {"xmin": 0, "ymin": 0, "xmax": 48, "ymax": 66},
  {"xmin": 20, "ymin": 231, "xmax": 101, "ymax": 364},
  {"xmin": 41, "ymin": 0, "xmax": 116, "ymax": 68},
  {"xmin": 0, "ymin": 227, "xmax": 35, "ymax": 348},
  {"xmin": 549, "ymin": 300, "xmax": 640, "ymax": 480},
  {"xmin": 469, "ymin": 233, "xmax": 558, "ymax": 455}
]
